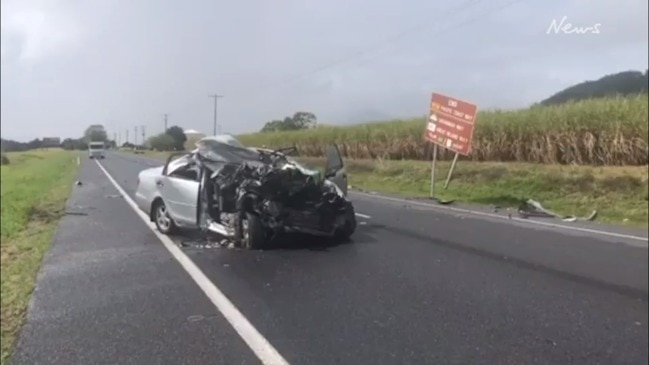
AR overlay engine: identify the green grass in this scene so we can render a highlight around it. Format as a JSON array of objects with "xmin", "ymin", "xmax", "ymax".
[
  {"xmin": 0, "ymin": 149, "xmax": 79, "ymax": 365},
  {"xmin": 238, "ymin": 96, "xmax": 648, "ymax": 165},
  {"xmin": 122, "ymin": 149, "xmax": 648, "ymax": 227},
  {"xmin": 299, "ymin": 157, "xmax": 649, "ymax": 227}
]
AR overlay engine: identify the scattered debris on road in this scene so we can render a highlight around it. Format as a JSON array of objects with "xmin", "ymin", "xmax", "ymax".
[
  {"xmin": 518, "ymin": 199, "xmax": 598, "ymax": 222},
  {"xmin": 105, "ymin": 194, "xmax": 123, "ymax": 199},
  {"xmin": 187, "ymin": 315, "xmax": 204, "ymax": 322},
  {"xmin": 75, "ymin": 180, "xmax": 82, "ymax": 186},
  {"xmin": 177, "ymin": 236, "xmax": 233, "ymax": 249},
  {"xmin": 425, "ymin": 197, "xmax": 455, "ymax": 205},
  {"xmin": 64, "ymin": 211, "xmax": 88, "ymax": 216}
]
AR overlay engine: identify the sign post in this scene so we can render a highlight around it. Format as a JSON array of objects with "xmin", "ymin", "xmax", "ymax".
[
  {"xmin": 444, "ymin": 153, "xmax": 459, "ymax": 189},
  {"xmin": 430, "ymin": 144, "xmax": 438, "ymax": 198},
  {"xmin": 423, "ymin": 92, "xmax": 478, "ymax": 197}
]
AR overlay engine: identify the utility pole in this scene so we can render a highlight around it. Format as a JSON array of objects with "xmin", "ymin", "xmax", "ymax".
[
  {"xmin": 208, "ymin": 94, "xmax": 224, "ymax": 135},
  {"xmin": 118, "ymin": 131, "xmax": 121, "ymax": 146},
  {"xmin": 141, "ymin": 125, "xmax": 146, "ymax": 144},
  {"xmin": 164, "ymin": 114, "xmax": 168, "ymax": 132},
  {"xmin": 126, "ymin": 129, "xmax": 129, "ymax": 144},
  {"xmin": 134, "ymin": 126, "xmax": 138, "ymax": 145},
  {"xmin": 113, "ymin": 132, "xmax": 117, "ymax": 148}
]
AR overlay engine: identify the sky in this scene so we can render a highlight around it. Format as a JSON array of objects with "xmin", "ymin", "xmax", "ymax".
[{"xmin": 1, "ymin": 0, "xmax": 647, "ymax": 142}]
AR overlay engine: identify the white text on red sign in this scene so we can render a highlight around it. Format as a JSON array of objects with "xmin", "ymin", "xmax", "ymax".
[
  {"xmin": 427, "ymin": 124, "xmax": 469, "ymax": 143},
  {"xmin": 435, "ymin": 115, "xmax": 468, "ymax": 132}
]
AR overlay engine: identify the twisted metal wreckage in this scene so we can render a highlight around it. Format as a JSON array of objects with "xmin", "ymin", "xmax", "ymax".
[{"xmin": 190, "ymin": 137, "xmax": 357, "ymax": 249}]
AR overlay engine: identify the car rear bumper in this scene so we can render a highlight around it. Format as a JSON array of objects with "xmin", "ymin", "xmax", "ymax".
[{"xmin": 134, "ymin": 191, "xmax": 149, "ymax": 215}]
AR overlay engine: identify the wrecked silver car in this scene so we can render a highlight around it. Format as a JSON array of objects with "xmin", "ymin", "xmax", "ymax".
[{"xmin": 134, "ymin": 135, "xmax": 356, "ymax": 249}]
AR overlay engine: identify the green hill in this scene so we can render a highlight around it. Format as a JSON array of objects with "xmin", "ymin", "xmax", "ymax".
[{"xmin": 540, "ymin": 70, "xmax": 648, "ymax": 106}]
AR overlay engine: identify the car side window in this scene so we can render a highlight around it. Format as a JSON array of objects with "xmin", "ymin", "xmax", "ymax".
[{"xmin": 169, "ymin": 164, "xmax": 199, "ymax": 181}]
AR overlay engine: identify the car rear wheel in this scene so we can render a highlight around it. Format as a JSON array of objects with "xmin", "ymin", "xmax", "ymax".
[
  {"xmin": 240, "ymin": 212, "xmax": 266, "ymax": 250},
  {"xmin": 154, "ymin": 200, "xmax": 178, "ymax": 234}
]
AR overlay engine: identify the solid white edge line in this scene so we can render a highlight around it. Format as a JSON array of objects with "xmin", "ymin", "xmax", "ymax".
[
  {"xmin": 351, "ymin": 191, "xmax": 649, "ymax": 242},
  {"xmin": 95, "ymin": 160, "xmax": 290, "ymax": 365}
]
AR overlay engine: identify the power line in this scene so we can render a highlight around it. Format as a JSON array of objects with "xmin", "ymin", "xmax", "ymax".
[
  {"xmin": 244, "ymin": 0, "xmax": 525, "ymax": 97},
  {"xmin": 208, "ymin": 94, "xmax": 224, "ymax": 135},
  {"xmin": 340, "ymin": 0, "xmax": 527, "ymax": 71},
  {"xmin": 242, "ymin": 0, "xmax": 485, "ymax": 96}
]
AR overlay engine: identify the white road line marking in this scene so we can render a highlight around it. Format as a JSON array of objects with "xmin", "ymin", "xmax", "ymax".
[
  {"xmin": 95, "ymin": 160, "xmax": 290, "ymax": 365},
  {"xmin": 355, "ymin": 213, "xmax": 372, "ymax": 219},
  {"xmin": 351, "ymin": 191, "xmax": 649, "ymax": 242}
]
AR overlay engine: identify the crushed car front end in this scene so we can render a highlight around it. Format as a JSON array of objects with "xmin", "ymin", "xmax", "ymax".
[
  {"xmin": 193, "ymin": 136, "xmax": 356, "ymax": 248},
  {"xmin": 246, "ymin": 166, "xmax": 354, "ymax": 238},
  {"xmin": 209, "ymin": 158, "xmax": 355, "ymax": 239}
]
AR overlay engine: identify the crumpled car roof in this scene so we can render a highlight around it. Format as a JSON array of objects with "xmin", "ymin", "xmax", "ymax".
[{"xmin": 195, "ymin": 134, "xmax": 262, "ymax": 164}]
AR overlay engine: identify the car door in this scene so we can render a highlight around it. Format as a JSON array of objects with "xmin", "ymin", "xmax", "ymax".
[
  {"xmin": 159, "ymin": 155, "xmax": 201, "ymax": 226},
  {"xmin": 195, "ymin": 163, "xmax": 210, "ymax": 230},
  {"xmin": 324, "ymin": 144, "xmax": 348, "ymax": 196},
  {"xmin": 195, "ymin": 159, "xmax": 228, "ymax": 234}
]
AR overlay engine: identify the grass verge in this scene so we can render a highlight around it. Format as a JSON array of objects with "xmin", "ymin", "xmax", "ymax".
[
  {"xmin": 301, "ymin": 157, "xmax": 649, "ymax": 227},
  {"xmin": 0, "ymin": 149, "xmax": 79, "ymax": 365},
  {"xmin": 123, "ymin": 150, "xmax": 648, "ymax": 227}
]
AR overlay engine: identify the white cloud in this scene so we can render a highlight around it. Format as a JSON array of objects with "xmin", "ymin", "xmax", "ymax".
[
  {"xmin": 0, "ymin": 0, "xmax": 647, "ymax": 142},
  {"xmin": 0, "ymin": 0, "xmax": 85, "ymax": 62}
]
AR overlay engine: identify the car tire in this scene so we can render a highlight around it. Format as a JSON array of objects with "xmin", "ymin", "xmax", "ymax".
[
  {"xmin": 153, "ymin": 200, "xmax": 178, "ymax": 235},
  {"xmin": 335, "ymin": 202, "xmax": 357, "ymax": 242},
  {"xmin": 240, "ymin": 212, "xmax": 266, "ymax": 250}
]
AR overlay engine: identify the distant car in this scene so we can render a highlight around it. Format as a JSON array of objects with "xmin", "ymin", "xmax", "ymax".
[
  {"xmin": 88, "ymin": 141, "xmax": 105, "ymax": 159},
  {"xmin": 134, "ymin": 134, "xmax": 356, "ymax": 249}
]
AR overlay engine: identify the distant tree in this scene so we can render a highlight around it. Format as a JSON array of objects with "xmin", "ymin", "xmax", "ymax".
[
  {"xmin": 0, "ymin": 138, "xmax": 45, "ymax": 151},
  {"xmin": 83, "ymin": 124, "xmax": 108, "ymax": 143},
  {"xmin": 291, "ymin": 111, "xmax": 317, "ymax": 129},
  {"xmin": 260, "ymin": 119, "xmax": 286, "ymax": 132},
  {"xmin": 61, "ymin": 138, "xmax": 87, "ymax": 150},
  {"xmin": 260, "ymin": 112, "xmax": 317, "ymax": 132},
  {"xmin": 148, "ymin": 133, "xmax": 176, "ymax": 151},
  {"xmin": 165, "ymin": 126, "xmax": 187, "ymax": 151}
]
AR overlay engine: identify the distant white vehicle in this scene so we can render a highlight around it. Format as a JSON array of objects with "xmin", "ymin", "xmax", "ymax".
[{"xmin": 88, "ymin": 141, "xmax": 105, "ymax": 159}]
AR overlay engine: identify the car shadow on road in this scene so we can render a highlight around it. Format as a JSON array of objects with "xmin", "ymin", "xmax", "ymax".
[
  {"xmin": 168, "ymin": 223, "xmax": 381, "ymax": 252},
  {"xmin": 247, "ymin": 221, "xmax": 382, "ymax": 251}
]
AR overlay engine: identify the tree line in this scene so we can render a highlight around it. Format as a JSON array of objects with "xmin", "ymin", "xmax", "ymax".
[
  {"xmin": 2, "ymin": 110, "xmax": 318, "ymax": 153},
  {"xmin": 259, "ymin": 111, "xmax": 317, "ymax": 132}
]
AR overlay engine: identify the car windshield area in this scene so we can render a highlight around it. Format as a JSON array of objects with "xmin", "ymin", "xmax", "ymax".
[{"xmin": 89, "ymin": 142, "xmax": 104, "ymax": 150}]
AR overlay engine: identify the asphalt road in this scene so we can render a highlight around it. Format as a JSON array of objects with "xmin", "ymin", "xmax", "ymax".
[{"xmin": 11, "ymin": 151, "xmax": 649, "ymax": 365}]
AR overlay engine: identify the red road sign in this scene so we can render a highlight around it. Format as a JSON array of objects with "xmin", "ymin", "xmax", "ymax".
[{"xmin": 423, "ymin": 92, "xmax": 478, "ymax": 156}]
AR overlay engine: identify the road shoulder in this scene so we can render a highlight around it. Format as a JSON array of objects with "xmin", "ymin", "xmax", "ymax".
[{"xmin": 10, "ymin": 157, "xmax": 258, "ymax": 365}]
